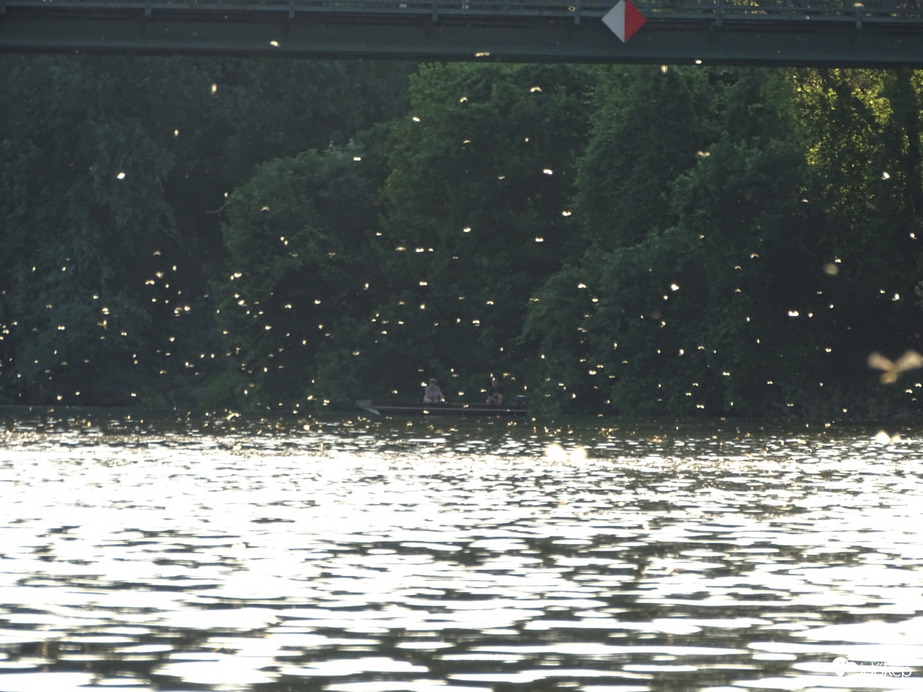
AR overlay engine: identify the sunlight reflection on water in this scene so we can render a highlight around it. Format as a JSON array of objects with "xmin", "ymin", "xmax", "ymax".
[{"xmin": 0, "ymin": 409, "xmax": 922, "ymax": 691}]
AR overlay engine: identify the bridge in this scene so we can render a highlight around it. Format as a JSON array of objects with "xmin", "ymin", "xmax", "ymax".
[{"xmin": 1, "ymin": 0, "xmax": 923, "ymax": 66}]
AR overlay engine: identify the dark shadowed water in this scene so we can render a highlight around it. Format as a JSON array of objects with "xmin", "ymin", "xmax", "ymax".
[{"xmin": 1, "ymin": 408, "xmax": 921, "ymax": 691}]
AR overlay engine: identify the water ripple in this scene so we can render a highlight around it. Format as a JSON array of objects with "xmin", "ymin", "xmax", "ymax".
[{"xmin": 1, "ymin": 410, "xmax": 921, "ymax": 690}]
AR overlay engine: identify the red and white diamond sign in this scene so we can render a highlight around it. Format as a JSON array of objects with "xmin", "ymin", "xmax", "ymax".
[{"xmin": 602, "ymin": 0, "xmax": 647, "ymax": 43}]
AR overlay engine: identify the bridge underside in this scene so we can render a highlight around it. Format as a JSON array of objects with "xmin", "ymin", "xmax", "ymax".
[{"xmin": 3, "ymin": 2, "xmax": 923, "ymax": 66}]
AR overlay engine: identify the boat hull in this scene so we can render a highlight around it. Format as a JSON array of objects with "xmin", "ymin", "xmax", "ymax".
[{"xmin": 356, "ymin": 400, "xmax": 527, "ymax": 417}]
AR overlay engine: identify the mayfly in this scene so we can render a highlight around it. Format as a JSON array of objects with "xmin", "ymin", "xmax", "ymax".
[{"xmin": 867, "ymin": 350, "xmax": 923, "ymax": 384}]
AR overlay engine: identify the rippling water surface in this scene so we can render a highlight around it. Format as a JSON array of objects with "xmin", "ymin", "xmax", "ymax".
[{"xmin": 1, "ymin": 408, "xmax": 921, "ymax": 691}]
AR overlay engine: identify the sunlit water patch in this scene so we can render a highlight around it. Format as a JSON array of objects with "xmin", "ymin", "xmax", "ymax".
[{"xmin": 1, "ymin": 408, "xmax": 921, "ymax": 690}]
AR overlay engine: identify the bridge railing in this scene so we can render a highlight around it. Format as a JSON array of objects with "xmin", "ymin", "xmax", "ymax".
[{"xmin": 3, "ymin": 0, "xmax": 921, "ymax": 21}]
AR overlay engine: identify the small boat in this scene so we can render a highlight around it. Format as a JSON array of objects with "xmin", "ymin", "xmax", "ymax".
[{"xmin": 356, "ymin": 399, "xmax": 527, "ymax": 417}]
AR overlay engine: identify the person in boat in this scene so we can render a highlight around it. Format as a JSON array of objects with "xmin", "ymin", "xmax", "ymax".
[
  {"xmin": 423, "ymin": 378, "xmax": 445, "ymax": 404},
  {"xmin": 486, "ymin": 377, "xmax": 505, "ymax": 405}
]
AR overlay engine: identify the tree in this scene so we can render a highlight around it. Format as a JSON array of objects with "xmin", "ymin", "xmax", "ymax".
[
  {"xmin": 573, "ymin": 65, "xmax": 713, "ymax": 249},
  {"xmin": 0, "ymin": 56, "xmax": 179, "ymax": 404},
  {"xmin": 527, "ymin": 68, "xmax": 848, "ymax": 416},
  {"xmin": 527, "ymin": 66, "xmax": 923, "ymax": 417},
  {"xmin": 792, "ymin": 68, "xmax": 923, "ymax": 414},
  {"xmin": 0, "ymin": 54, "xmax": 411, "ymax": 405},
  {"xmin": 371, "ymin": 63, "xmax": 596, "ymax": 400},
  {"xmin": 216, "ymin": 147, "xmax": 382, "ymax": 409}
]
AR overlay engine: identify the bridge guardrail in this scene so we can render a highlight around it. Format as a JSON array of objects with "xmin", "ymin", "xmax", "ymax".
[{"xmin": 2, "ymin": 0, "xmax": 921, "ymax": 21}]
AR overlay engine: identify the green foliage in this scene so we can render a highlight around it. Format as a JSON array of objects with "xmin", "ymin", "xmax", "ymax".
[
  {"xmin": 0, "ymin": 54, "xmax": 410, "ymax": 406},
  {"xmin": 574, "ymin": 66, "xmax": 712, "ymax": 248},
  {"xmin": 200, "ymin": 370, "xmax": 245, "ymax": 411},
  {"xmin": 215, "ymin": 147, "xmax": 382, "ymax": 410},
  {"xmin": 530, "ymin": 66, "xmax": 923, "ymax": 418},
  {"xmin": 520, "ymin": 265, "xmax": 604, "ymax": 415},
  {"xmin": 370, "ymin": 63, "xmax": 596, "ymax": 400},
  {"xmin": 3, "ymin": 55, "xmax": 923, "ymax": 419},
  {"xmin": 0, "ymin": 57, "xmax": 177, "ymax": 403},
  {"xmin": 794, "ymin": 68, "xmax": 923, "ymax": 413}
]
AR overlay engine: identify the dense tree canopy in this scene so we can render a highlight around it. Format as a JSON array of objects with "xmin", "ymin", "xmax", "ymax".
[
  {"xmin": 0, "ymin": 55, "xmax": 411, "ymax": 406},
  {"xmin": 369, "ymin": 63, "xmax": 595, "ymax": 400},
  {"xmin": 2, "ymin": 55, "xmax": 922, "ymax": 419},
  {"xmin": 216, "ymin": 147, "xmax": 383, "ymax": 409}
]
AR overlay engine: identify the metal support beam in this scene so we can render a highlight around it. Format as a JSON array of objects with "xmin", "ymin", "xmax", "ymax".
[{"xmin": 2, "ymin": 0, "xmax": 923, "ymax": 66}]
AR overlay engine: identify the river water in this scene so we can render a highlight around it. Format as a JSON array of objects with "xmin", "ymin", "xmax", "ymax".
[{"xmin": 0, "ymin": 408, "xmax": 920, "ymax": 691}]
